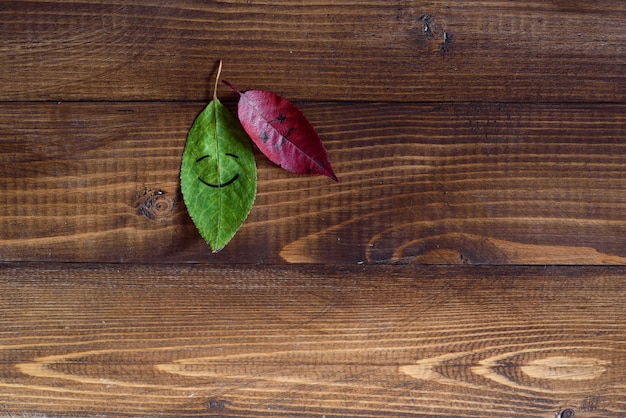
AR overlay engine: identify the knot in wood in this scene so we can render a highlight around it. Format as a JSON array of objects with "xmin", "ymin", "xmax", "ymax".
[
  {"xmin": 557, "ymin": 408, "xmax": 575, "ymax": 418},
  {"xmin": 135, "ymin": 188, "xmax": 177, "ymax": 220}
]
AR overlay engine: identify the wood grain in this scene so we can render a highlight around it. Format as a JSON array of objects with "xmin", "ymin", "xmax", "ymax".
[
  {"xmin": 2, "ymin": 1, "xmax": 625, "ymax": 416},
  {"xmin": 0, "ymin": 263, "xmax": 624, "ymax": 417},
  {"xmin": 1, "ymin": 102, "xmax": 624, "ymax": 264},
  {"xmin": 1, "ymin": 0, "xmax": 625, "ymax": 102}
]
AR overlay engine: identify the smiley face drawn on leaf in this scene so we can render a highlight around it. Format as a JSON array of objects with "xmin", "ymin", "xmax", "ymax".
[
  {"xmin": 180, "ymin": 93, "xmax": 257, "ymax": 253},
  {"xmin": 195, "ymin": 153, "xmax": 241, "ymax": 188}
]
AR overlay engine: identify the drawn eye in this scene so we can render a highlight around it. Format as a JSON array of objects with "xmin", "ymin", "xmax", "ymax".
[{"xmin": 196, "ymin": 153, "xmax": 238, "ymax": 162}]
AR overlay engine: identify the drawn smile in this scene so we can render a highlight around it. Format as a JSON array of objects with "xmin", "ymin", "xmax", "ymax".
[
  {"xmin": 198, "ymin": 173, "xmax": 240, "ymax": 188},
  {"xmin": 195, "ymin": 153, "xmax": 240, "ymax": 189}
]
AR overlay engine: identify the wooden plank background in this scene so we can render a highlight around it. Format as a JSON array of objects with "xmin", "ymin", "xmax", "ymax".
[
  {"xmin": 1, "ymin": 1, "xmax": 625, "ymax": 103},
  {"xmin": 1, "ymin": 0, "xmax": 625, "ymax": 416},
  {"xmin": 1, "ymin": 102, "xmax": 625, "ymax": 264},
  {"xmin": 1, "ymin": 263, "xmax": 625, "ymax": 417}
]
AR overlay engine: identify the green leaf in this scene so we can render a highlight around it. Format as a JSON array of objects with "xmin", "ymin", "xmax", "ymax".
[{"xmin": 180, "ymin": 62, "xmax": 257, "ymax": 252}]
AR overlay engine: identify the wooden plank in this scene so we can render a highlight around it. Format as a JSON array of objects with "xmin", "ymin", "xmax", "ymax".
[
  {"xmin": 1, "ymin": 102, "xmax": 625, "ymax": 264},
  {"xmin": 1, "ymin": 0, "xmax": 625, "ymax": 102},
  {"xmin": 0, "ymin": 263, "xmax": 624, "ymax": 417}
]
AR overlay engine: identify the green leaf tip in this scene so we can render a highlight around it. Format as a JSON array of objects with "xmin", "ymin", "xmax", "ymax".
[{"xmin": 180, "ymin": 62, "xmax": 257, "ymax": 252}]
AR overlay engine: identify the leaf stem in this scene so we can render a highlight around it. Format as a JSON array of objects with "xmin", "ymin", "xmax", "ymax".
[
  {"xmin": 213, "ymin": 60, "xmax": 223, "ymax": 100},
  {"xmin": 222, "ymin": 79, "xmax": 243, "ymax": 96}
]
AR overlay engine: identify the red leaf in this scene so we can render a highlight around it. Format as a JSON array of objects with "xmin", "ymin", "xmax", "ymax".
[{"xmin": 223, "ymin": 81, "xmax": 338, "ymax": 181}]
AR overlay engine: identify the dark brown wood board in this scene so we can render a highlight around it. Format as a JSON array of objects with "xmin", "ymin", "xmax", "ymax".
[
  {"xmin": 1, "ymin": 0, "xmax": 625, "ymax": 417},
  {"xmin": 0, "ymin": 263, "xmax": 624, "ymax": 417},
  {"xmin": 1, "ymin": 1, "xmax": 625, "ymax": 102},
  {"xmin": 1, "ymin": 102, "xmax": 624, "ymax": 264}
]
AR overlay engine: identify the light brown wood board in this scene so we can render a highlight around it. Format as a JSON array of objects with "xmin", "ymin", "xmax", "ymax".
[{"xmin": 0, "ymin": 263, "xmax": 624, "ymax": 417}]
